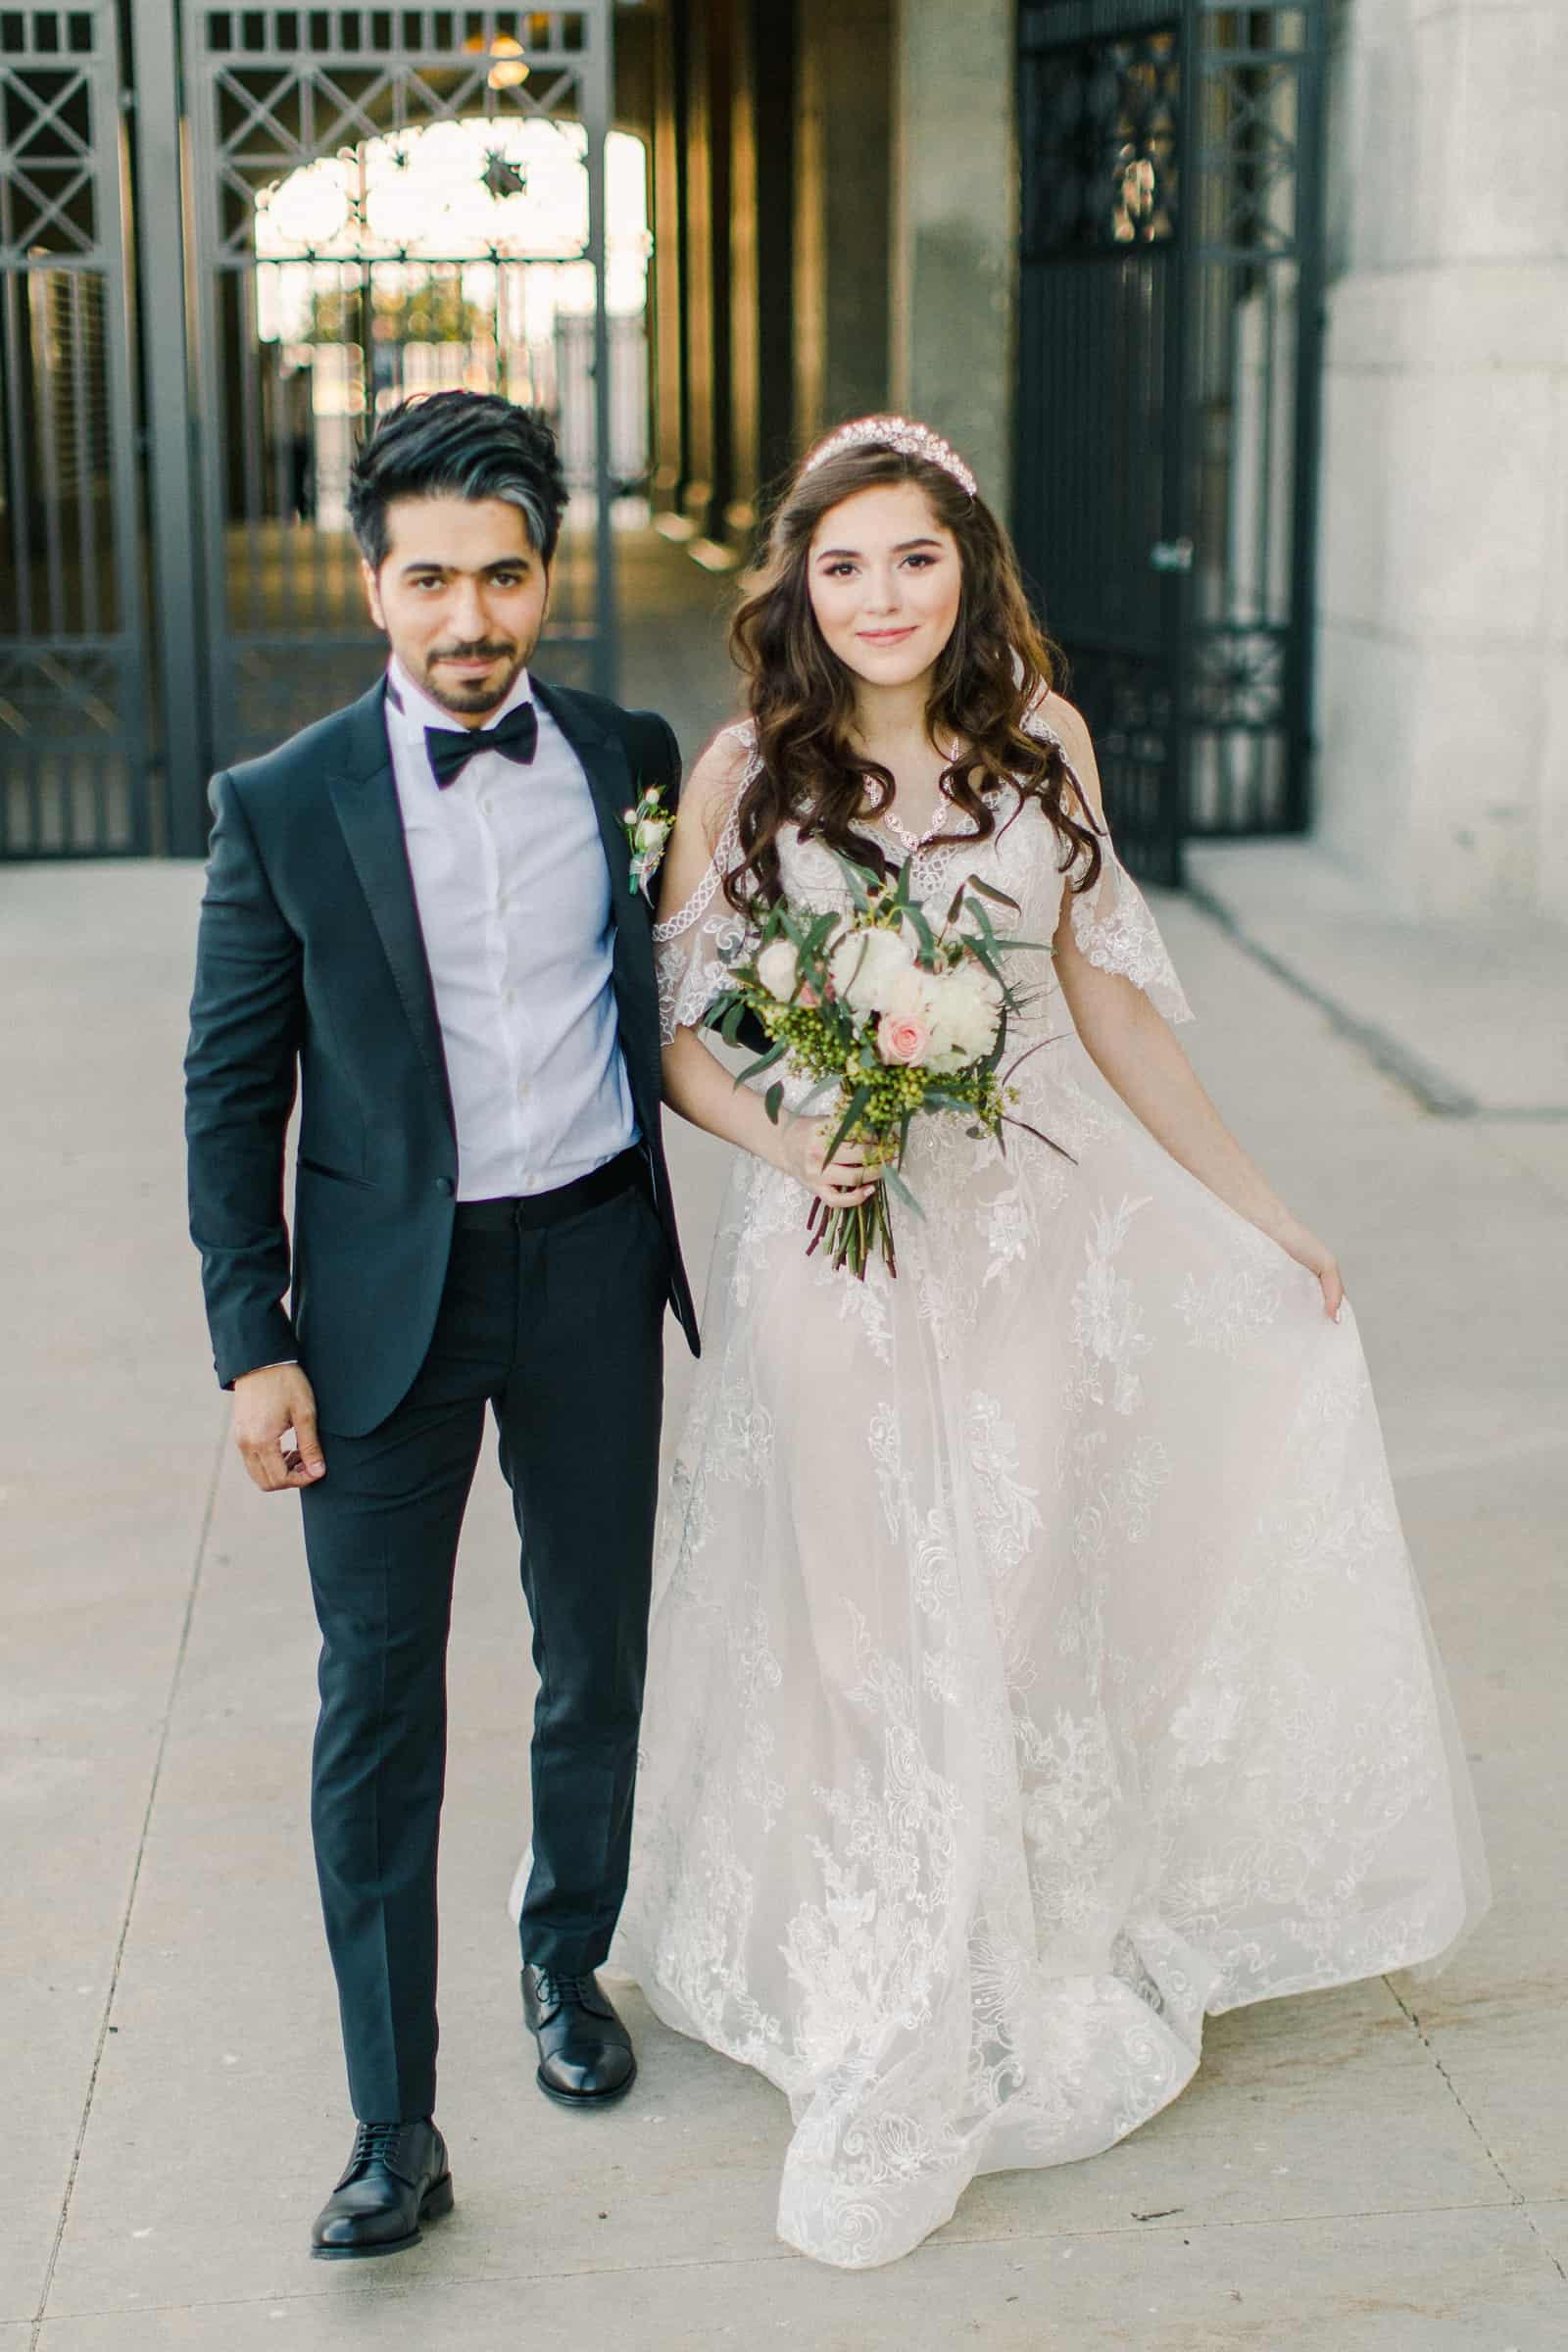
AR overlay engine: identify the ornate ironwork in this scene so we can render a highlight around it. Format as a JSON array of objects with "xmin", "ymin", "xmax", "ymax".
[
  {"xmin": 1022, "ymin": 31, "xmax": 1180, "ymax": 256},
  {"xmin": 1014, "ymin": 3, "xmax": 1328, "ymax": 878},
  {"xmin": 182, "ymin": 6, "xmax": 618, "ymax": 770},
  {"xmin": 0, "ymin": 5, "xmax": 148, "ymax": 856}
]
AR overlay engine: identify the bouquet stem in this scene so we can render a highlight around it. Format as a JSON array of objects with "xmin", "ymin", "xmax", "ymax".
[{"xmin": 806, "ymin": 1183, "xmax": 898, "ymax": 1281}]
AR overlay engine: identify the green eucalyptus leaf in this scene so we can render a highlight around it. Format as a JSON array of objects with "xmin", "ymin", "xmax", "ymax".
[
  {"xmin": 825, "ymin": 1083, "xmax": 871, "ymax": 1164},
  {"xmin": 827, "ymin": 847, "xmax": 875, "ymax": 911},
  {"xmin": 904, "ymin": 905, "xmax": 936, "ymax": 963},
  {"xmin": 964, "ymin": 894, "xmax": 999, "ymax": 945},
  {"xmin": 880, "ymin": 1162, "xmax": 925, "ymax": 1219},
  {"xmin": 735, "ymin": 1040, "xmax": 787, "ymax": 1085}
]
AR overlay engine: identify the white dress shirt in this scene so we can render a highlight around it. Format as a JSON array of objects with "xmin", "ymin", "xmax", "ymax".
[{"xmin": 385, "ymin": 656, "xmax": 637, "ymax": 1200}]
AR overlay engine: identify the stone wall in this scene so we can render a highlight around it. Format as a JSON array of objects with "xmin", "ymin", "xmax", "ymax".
[
  {"xmin": 889, "ymin": 0, "xmax": 1016, "ymax": 515},
  {"xmin": 792, "ymin": 0, "xmax": 894, "ymax": 442},
  {"xmin": 1318, "ymin": 0, "xmax": 1568, "ymax": 917}
]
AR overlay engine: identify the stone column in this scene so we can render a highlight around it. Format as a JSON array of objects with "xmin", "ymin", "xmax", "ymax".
[
  {"xmin": 792, "ymin": 0, "xmax": 894, "ymax": 443},
  {"xmin": 888, "ymin": 0, "xmax": 1017, "ymax": 515},
  {"xmin": 672, "ymin": 0, "xmax": 734, "ymax": 541},
  {"xmin": 726, "ymin": 0, "xmax": 798, "ymax": 534},
  {"xmin": 647, "ymin": 0, "xmax": 690, "ymax": 519},
  {"xmin": 1318, "ymin": 0, "xmax": 1568, "ymax": 918}
]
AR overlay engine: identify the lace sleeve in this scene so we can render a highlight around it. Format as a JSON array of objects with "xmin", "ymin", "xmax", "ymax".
[
  {"xmin": 1067, "ymin": 843, "xmax": 1194, "ymax": 1024},
  {"xmin": 653, "ymin": 730, "xmax": 759, "ymax": 1044},
  {"xmin": 1024, "ymin": 697, "xmax": 1194, "ymax": 1025}
]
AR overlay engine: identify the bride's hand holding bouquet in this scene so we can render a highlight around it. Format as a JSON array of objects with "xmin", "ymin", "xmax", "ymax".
[{"xmin": 703, "ymin": 848, "xmax": 1057, "ymax": 1278}]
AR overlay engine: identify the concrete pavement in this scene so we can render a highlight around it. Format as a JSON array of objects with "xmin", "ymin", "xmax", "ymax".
[{"xmin": 3, "ymin": 538, "xmax": 1565, "ymax": 2348}]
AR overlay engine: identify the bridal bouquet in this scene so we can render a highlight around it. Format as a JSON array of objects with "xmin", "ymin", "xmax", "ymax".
[{"xmin": 703, "ymin": 851, "xmax": 1056, "ymax": 1278}]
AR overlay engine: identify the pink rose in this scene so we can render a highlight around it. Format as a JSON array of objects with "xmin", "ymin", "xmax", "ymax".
[{"xmin": 877, "ymin": 1008, "xmax": 930, "ymax": 1066}]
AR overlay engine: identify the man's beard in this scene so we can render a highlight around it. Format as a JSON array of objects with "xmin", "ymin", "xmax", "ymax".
[{"xmin": 417, "ymin": 638, "xmax": 531, "ymax": 718}]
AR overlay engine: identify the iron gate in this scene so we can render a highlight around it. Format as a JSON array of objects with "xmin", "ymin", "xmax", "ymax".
[
  {"xmin": 178, "ymin": 5, "xmax": 618, "ymax": 789},
  {"xmin": 0, "ymin": 2, "xmax": 148, "ymax": 857},
  {"xmin": 1014, "ymin": 1, "xmax": 1327, "ymax": 885}
]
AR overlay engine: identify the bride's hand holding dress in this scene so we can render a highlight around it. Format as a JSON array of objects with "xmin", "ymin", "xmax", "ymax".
[{"xmin": 1045, "ymin": 700, "xmax": 1346, "ymax": 1325}]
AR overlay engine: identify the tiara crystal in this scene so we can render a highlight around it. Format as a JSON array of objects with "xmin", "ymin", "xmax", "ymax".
[{"xmin": 801, "ymin": 414, "xmax": 978, "ymax": 499}]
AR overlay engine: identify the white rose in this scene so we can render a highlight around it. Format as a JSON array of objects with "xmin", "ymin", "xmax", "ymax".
[
  {"xmin": 828, "ymin": 924, "xmax": 917, "ymax": 1013},
  {"xmin": 634, "ymin": 814, "xmax": 670, "ymax": 852},
  {"xmin": 755, "ymin": 938, "xmax": 802, "ymax": 1002}
]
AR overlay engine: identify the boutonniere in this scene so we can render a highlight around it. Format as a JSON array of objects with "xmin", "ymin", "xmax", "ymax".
[{"xmin": 620, "ymin": 782, "xmax": 673, "ymax": 901}]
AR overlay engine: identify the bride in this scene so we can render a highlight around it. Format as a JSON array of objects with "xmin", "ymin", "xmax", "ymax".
[{"xmin": 608, "ymin": 416, "xmax": 1487, "ymax": 2268}]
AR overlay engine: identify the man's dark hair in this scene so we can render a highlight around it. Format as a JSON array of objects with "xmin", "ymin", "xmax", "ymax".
[{"xmin": 347, "ymin": 391, "xmax": 568, "ymax": 571}]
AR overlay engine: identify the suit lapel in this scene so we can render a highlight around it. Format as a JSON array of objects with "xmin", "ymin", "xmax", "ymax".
[
  {"xmin": 326, "ymin": 681, "xmax": 454, "ymax": 1129},
  {"xmin": 533, "ymin": 675, "xmax": 660, "ymax": 1099},
  {"xmin": 533, "ymin": 677, "xmax": 637, "ymax": 911}
]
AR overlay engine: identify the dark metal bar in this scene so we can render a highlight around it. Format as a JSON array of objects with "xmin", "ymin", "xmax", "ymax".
[
  {"xmin": 238, "ymin": 270, "xmax": 266, "ymax": 635},
  {"xmin": 2, "ymin": 270, "xmax": 35, "ymax": 639},
  {"xmin": 34, "ymin": 274, "xmax": 68, "ymax": 642},
  {"xmin": 1284, "ymin": 10, "xmax": 1327, "ymax": 834},
  {"xmin": 1145, "ymin": 0, "xmax": 1193, "ymax": 888},
  {"xmin": 71, "ymin": 271, "xmax": 98, "ymax": 640},
  {"xmin": 584, "ymin": 4, "xmax": 616, "ymax": 698},
  {"xmin": 132, "ymin": 0, "xmax": 213, "ymax": 854}
]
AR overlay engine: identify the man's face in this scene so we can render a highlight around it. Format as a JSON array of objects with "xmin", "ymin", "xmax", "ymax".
[{"xmin": 363, "ymin": 494, "xmax": 550, "ymax": 725}]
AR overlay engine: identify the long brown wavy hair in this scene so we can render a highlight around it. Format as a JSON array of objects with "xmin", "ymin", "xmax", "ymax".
[{"xmin": 723, "ymin": 429, "xmax": 1103, "ymax": 912}]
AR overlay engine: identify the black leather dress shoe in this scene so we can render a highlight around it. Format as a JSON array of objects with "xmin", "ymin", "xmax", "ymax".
[
  {"xmin": 310, "ymin": 2118, "xmax": 453, "ymax": 2259},
  {"xmin": 521, "ymin": 1963, "xmax": 637, "ymax": 2106}
]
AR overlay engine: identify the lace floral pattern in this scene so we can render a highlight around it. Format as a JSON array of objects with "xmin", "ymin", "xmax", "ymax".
[
  {"xmin": 1019, "ymin": 701, "xmax": 1196, "ymax": 1025},
  {"xmin": 616, "ymin": 721, "xmax": 1489, "ymax": 2270},
  {"xmin": 654, "ymin": 724, "xmax": 759, "ymax": 1045},
  {"xmin": 1067, "ymin": 849, "xmax": 1194, "ymax": 1024}
]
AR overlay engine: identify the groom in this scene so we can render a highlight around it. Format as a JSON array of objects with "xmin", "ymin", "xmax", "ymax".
[{"xmin": 184, "ymin": 391, "xmax": 695, "ymax": 2258}]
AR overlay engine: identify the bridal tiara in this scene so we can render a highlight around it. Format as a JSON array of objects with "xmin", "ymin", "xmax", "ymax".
[{"xmin": 801, "ymin": 415, "xmax": 978, "ymax": 499}]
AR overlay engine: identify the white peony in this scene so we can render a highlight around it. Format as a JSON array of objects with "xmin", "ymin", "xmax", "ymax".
[
  {"xmin": 755, "ymin": 938, "xmax": 803, "ymax": 1002},
  {"xmin": 882, "ymin": 965, "xmax": 934, "ymax": 1023},
  {"xmin": 913, "ymin": 961, "xmax": 1004, "ymax": 1070},
  {"xmin": 828, "ymin": 924, "xmax": 917, "ymax": 1013}
]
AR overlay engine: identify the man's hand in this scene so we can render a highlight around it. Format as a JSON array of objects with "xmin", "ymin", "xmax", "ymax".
[{"xmin": 232, "ymin": 1364, "xmax": 326, "ymax": 1492}]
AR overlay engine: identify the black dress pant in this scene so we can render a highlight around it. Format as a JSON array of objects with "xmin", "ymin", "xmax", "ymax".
[{"xmin": 298, "ymin": 1162, "xmax": 666, "ymax": 2124}]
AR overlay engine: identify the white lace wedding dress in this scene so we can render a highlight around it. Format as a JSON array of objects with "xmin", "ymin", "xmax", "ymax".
[{"xmin": 607, "ymin": 721, "xmax": 1489, "ymax": 2269}]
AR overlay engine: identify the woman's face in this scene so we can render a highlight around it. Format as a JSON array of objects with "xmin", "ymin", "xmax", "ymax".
[{"xmin": 806, "ymin": 482, "xmax": 961, "ymax": 691}]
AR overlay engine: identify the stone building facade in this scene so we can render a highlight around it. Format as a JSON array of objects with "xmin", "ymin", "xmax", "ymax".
[
  {"xmin": 641, "ymin": 0, "xmax": 1565, "ymax": 916},
  {"xmin": 1318, "ymin": 0, "xmax": 1568, "ymax": 919}
]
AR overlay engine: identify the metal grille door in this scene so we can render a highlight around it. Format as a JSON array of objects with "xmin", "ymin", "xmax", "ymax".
[
  {"xmin": 1015, "ymin": 5, "xmax": 1188, "ymax": 884},
  {"xmin": 0, "ymin": 3, "xmax": 147, "ymax": 855},
  {"xmin": 181, "ymin": 7, "xmax": 617, "ymax": 771},
  {"xmin": 1014, "ymin": 2, "xmax": 1327, "ymax": 882},
  {"xmin": 1184, "ymin": 5, "xmax": 1326, "ymax": 840}
]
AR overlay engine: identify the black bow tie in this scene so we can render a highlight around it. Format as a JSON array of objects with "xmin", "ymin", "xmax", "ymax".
[{"xmin": 424, "ymin": 697, "xmax": 539, "ymax": 789}]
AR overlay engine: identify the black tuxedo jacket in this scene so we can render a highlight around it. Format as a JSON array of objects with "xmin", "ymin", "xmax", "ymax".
[{"xmin": 184, "ymin": 675, "xmax": 697, "ymax": 1437}]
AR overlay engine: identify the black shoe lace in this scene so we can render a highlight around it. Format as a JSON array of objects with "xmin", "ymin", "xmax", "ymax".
[
  {"xmin": 532, "ymin": 1968, "xmax": 593, "ymax": 2007},
  {"xmin": 349, "ymin": 2120, "xmax": 406, "ymax": 2172}
]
